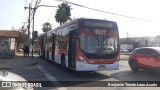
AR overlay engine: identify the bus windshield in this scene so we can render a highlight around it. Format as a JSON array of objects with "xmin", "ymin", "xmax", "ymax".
[{"xmin": 79, "ymin": 29, "xmax": 119, "ymax": 59}]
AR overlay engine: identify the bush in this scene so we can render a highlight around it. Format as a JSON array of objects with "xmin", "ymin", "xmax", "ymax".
[{"xmin": 16, "ymin": 49, "xmax": 20, "ymax": 52}]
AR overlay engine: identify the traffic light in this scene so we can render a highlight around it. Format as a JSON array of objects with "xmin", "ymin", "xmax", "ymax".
[
  {"xmin": 32, "ymin": 31, "xmax": 38, "ymax": 38},
  {"xmin": 66, "ymin": 6, "xmax": 71, "ymax": 16}
]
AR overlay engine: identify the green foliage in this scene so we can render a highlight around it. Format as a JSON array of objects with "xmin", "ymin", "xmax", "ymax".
[
  {"xmin": 42, "ymin": 22, "xmax": 52, "ymax": 32},
  {"xmin": 55, "ymin": 3, "xmax": 71, "ymax": 25}
]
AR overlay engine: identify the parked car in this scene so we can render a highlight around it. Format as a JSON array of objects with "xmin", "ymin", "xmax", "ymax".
[
  {"xmin": 128, "ymin": 47, "xmax": 160, "ymax": 72},
  {"xmin": 120, "ymin": 48, "xmax": 129, "ymax": 53}
]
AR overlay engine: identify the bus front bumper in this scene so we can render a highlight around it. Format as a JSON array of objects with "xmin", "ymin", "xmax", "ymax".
[{"xmin": 76, "ymin": 61, "xmax": 119, "ymax": 71}]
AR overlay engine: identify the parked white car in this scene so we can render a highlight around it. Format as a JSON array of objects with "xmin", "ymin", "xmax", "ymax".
[{"xmin": 121, "ymin": 48, "xmax": 129, "ymax": 53}]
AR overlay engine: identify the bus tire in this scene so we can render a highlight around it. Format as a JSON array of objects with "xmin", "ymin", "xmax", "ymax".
[
  {"xmin": 61, "ymin": 54, "xmax": 67, "ymax": 70},
  {"xmin": 47, "ymin": 51, "xmax": 49, "ymax": 60}
]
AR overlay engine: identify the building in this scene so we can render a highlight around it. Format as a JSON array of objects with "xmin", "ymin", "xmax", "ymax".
[
  {"xmin": 120, "ymin": 36, "xmax": 160, "ymax": 52},
  {"xmin": 0, "ymin": 30, "xmax": 19, "ymax": 58}
]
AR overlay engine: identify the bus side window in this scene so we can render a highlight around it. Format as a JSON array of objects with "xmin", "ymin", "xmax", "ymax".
[
  {"xmin": 57, "ymin": 41, "xmax": 60, "ymax": 49},
  {"xmin": 67, "ymin": 43, "xmax": 69, "ymax": 50},
  {"xmin": 59, "ymin": 41, "xmax": 62, "ymax": 49},
  {"xmin": 55, "ymin": 41, "xmax": 58, "ymax": 49},
  {"xmin": 61, "ymin": 42, "xmax": 63, "ymax": 49},
  {"xmin": 63, "ymin": 42, "xmax": 67, "ymax": 50}
]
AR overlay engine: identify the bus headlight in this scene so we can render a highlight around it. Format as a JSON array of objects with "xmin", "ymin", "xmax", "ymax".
[{"xmin": 79, "ymin": 56, "xmax": 87, "ymax": 64}]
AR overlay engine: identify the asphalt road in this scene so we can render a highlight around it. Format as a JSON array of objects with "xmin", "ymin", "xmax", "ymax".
[{"xmin": 6, "ymin": 58, "xmax": 160, "ymax": 90}]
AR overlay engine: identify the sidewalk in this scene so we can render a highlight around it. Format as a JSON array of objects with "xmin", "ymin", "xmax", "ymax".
[{"xmin": 0, "ymin": 52, "xmax": 41, "ymax": 69}]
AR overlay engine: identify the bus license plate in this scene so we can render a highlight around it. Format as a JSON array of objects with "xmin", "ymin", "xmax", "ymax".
[{"xmin": 98, "ymin": 65, "xmax": 106, "ymax": 70}]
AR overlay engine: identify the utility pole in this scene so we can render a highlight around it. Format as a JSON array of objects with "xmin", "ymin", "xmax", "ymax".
[
  {"xmin": 127, "ymin": 32, "xmax": 129, "ymax": 50},
  {"xmin": 25, "ymin": 3, "xmax": 34, "ymax": 59},
  {"xmin": 25, "ymin": 4, "xmax": 58, "ymax": 59},
  {"xmin": 25, "ymin": 3, "xmax": 31, "ymax": 48},
  {"xmin": 31, "ymin": 8, "xmax": 36, "ymax": 59},
  {"xmin": 28, "ymin": 3, "xmax": 31, "ymax": 46}
]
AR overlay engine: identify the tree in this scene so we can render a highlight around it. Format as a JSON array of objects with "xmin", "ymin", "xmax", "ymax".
[
  {"xmin": 15, "ymin": 26, "xmax": 28, "ymax": 50},
  {"xmin": 55, "ymin": 3, "xmax": 72, "ymax": 25},
  {"xmin": 42, "ymin": 22, "xmax": 52, "ymax": 32}
]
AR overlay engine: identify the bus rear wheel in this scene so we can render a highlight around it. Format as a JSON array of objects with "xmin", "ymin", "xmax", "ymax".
[{"xmin": 61, "ymin": 54, "xmax": 67, "ymax": 70}]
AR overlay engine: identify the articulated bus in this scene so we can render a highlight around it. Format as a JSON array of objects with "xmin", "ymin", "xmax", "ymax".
[{"xmin": 38, "ymin": 18, "xmax": 120, "ymax": 71}]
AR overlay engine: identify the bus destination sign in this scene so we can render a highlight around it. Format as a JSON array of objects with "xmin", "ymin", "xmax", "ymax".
[
  {"xmin": 79, "ymin": 19, "xmax": 116, "ymax": 29},
  {"xmin": 85, "ymin": 22, "xmax": 113, "ymax": 28}
]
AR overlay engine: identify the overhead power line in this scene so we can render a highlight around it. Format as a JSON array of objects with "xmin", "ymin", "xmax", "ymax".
[{"xmin": 56, "ymin": 0, "xmax": 156, "ymax": 23}]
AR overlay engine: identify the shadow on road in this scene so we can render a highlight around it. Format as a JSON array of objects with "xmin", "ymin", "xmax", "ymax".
[
  {"xmin": 39, "ymin": 59, "xmax": 114, "ymax": 87},
  {"xmin": 110, "ymin": 69, "xmax": 160, "ymax": 81}
]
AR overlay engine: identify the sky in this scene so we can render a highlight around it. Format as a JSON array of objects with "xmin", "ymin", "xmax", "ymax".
[{"xmin": 0, "ymin": 0, "xmax": 160, "ymax": 38}]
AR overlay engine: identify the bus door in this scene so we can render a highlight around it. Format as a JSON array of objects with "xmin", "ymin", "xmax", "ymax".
[
  {"xmin": 68, "ymin": 31, "xmax": 76, "ymax": 69},
  {"xmin": 52, "ymin": 34, "xmax": 56, "ymax": 60}
]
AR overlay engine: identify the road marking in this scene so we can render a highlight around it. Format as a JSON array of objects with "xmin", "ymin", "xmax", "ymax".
[{"xmin": 37, "ymin": 65, "xmax": 67, "ymax": 90}]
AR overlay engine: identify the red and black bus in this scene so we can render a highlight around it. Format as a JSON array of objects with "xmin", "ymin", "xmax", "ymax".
[{"xmin": 38, "ymin": 18, "xmax": 120, "ymax": 71}]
